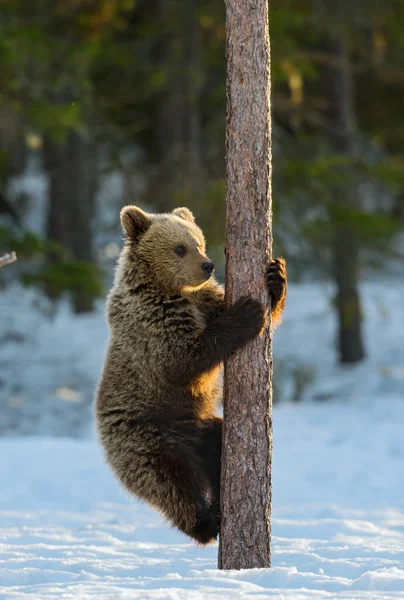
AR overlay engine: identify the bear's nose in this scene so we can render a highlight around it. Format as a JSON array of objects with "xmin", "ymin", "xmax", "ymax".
[{"xmin": 201, "ymin": 261, "xmax": 214, "ymax": 276}]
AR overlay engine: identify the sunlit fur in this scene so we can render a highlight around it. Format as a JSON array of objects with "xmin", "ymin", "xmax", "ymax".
[{"xmin": 95, "ymin": 205, "xmax": 287, "ymax": 544}]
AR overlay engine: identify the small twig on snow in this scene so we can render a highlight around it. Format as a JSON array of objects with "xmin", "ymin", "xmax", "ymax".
[{"xmin": 0, "ymin": 252, "xmax": 17, "ymax": 268}]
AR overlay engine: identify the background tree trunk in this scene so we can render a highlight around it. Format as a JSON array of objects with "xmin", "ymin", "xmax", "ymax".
[
  {"xmin": 219, "ymin": 0, "xmax": 272, "ymax": 570},
  {"xmin": 148, "ymin": 0, "xmax": 203, "ymax": 209},
  {"xmin": 324, "ymin": 35, "xmax": 365, "ymax": 363},
  {"xmin": 44, "ymin": 126, "xmax": 96, "ymax": 313},
  {"xmin": 0, "ymin": 108, "xmax": 27, "ymax": 180}
]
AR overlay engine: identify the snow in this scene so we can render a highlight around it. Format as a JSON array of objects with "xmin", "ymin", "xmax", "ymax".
[
  {"xmin": 8, "ymin": 166, "xmax": 48, "ymax": 236},
  {"xmin": 1, "ymin": 398, "xmax": 404, "ymax": 599},
  {"xmin": 0, "ymin": 278, "xmax": 404, "ymax": 598},
  {"xmin": 0, "ymin": 287, "xmax": 107, "ymax": 437}
]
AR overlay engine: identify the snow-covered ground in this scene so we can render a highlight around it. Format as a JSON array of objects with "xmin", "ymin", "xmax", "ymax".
[
  {"xmin": 0, "ymin": 278, "xmax": 403, "ymax": 598},
  {"xmin": 1, "ymin": 397, "xmax": 404, "ymax": 599},
  {"xmin": 0, "ymin": 287, "xmax": 106, "ymax": 438}
]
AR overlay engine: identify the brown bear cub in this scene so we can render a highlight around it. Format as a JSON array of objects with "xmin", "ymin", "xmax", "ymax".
[{"xmin": 95, "ymin": 206, "xmax": 287, "ymax": 544}]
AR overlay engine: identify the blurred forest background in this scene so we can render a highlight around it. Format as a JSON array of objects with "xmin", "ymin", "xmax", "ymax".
[{"xmin": 0, "ymin": 0, "xmax": 404, "ymax": 436}]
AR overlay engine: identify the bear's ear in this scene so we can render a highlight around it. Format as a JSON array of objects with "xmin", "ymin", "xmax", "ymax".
[
  {"xmin": 120, "ymin": 206, "xmax": 151, "ymax": 240},
  {"xmin": 172, "ymin": 207, "xmax": 195, "ymax": 224}
]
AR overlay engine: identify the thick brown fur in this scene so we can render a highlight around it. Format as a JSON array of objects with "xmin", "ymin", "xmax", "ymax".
[{"xmin": 95, "ymin": 206, "xmax": 287, "ymax": 544}]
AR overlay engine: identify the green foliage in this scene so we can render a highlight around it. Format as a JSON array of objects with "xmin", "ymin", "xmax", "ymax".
[
  {"xmin": 26, "ymin": 102, "xmax": 83, "ymax": 141},
  {"xmin": 282, "ymin": 154, "xmax": 352, "ymax": 193},
  {"xmin": 302, "ymin": 205, "xmax": 402, "ymax": 252},
  {"xmin": 365, "ymin": 159, "xmax": 404, "ymax": 191},
  {"xmin": 0, "ymin": 0, "xmax": 134, "ymax": 138},
  {"xmin": 274, "ymin": 137, "xmax": 404, "ymax": 273},
  {"xmin": 0, "ymin": 228, "xmax": 51, "ymax": 259},
  {"xmin": 0, "ymin": 227, "xmax": 104, "ymax": 299},
  {"xmin": 22, "ymin": 261, "xmax": 104, "ymax": 299},
  {"xmin": 1, "ymin": 0, "xmax": 404, "ymax": 292}
]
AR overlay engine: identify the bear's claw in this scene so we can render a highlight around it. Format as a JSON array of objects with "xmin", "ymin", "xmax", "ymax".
[{"xmin": 266, "ymin": 257, "xmax": 287, "ymax": 313}]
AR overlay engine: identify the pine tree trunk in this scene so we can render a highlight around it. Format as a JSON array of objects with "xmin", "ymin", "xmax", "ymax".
[
  {"xmin": 182, "ymin": 0, "xmax": 203, "ymax": 193},
  {"xmin": 0, "ymin": 108, "xmax": 27, "ymax": 180},
  {"xmin": 67, "ymin": 128, "xmax": 96, "ymax": 314},
  {"xmin": 44, "ymin": 127, "xmax": 96, "ymax": 313},
  {"xmin": 324, "ymin": 36, "xmax": 365, "ymax": 363},
  {"xmin": 333, "ymin": 225, "xmax": 363, "ymax": 363},
  {"xmin": 219, "ymin": 0, "xmax": 272, "ymax": 570},
  {"xmin": 150, "ymin": 0, "xmax": 203, "ymax": 209}
]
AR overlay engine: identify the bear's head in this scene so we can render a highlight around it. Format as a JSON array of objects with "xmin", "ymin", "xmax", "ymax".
[{"xmin": 119, "ymin": 205, "xmax": 214, "ymax": 293}]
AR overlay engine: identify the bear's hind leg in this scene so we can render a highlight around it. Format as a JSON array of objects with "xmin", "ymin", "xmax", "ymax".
[
  {"xmin": 197, "ymin": 417, "xmax": 222, "ymax": 507},
  {"xmin": 191, "ymin": 418, "xmax": 223, "ymax": 543},
  {"xmin": 152, "ymin": 438, "xmax": 220, "ymax": 544}
]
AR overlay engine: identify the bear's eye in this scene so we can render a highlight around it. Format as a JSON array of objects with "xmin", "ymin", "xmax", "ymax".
[{"xmin": 175, "ymin": 245, "xmax": 187, "ymax": 256}]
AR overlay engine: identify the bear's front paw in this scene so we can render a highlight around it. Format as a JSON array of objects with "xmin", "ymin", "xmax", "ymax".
[
  {"xmin": 266, "ymin": 257, "xmax": 287, "ymax": 309},
  {"xmin": 227, "ymin": 296, "xmax": 267, "ymax": 341}
]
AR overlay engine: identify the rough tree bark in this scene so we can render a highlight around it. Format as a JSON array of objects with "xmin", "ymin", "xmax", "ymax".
[{"xmin": 219, "ymin": 0, "xmax": 272, "ymax": 570}]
